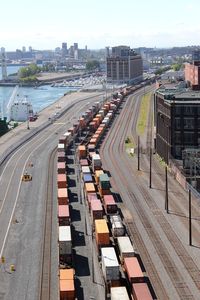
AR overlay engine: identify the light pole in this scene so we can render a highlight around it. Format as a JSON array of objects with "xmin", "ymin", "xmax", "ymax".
[{"xmin": 189, "ymin": 189, "xmax": 192, "ymax": 246}]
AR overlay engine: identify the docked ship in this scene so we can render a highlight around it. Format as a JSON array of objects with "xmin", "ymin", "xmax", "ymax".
[{"xmin": 7, "ymin": 85, "xmax": 34, "ymax": 122}]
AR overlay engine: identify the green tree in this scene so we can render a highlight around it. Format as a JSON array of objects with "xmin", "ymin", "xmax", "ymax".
[{"xmin": 86, "ymin": 60, "xmax": 100, "ymax": 71}]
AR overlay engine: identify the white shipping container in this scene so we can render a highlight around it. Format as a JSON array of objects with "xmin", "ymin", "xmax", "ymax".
[
  {"xmin": 117, "ymin": 236, "xmax": 135, "ymax": 259},
  {"xmin": 59, "ymin": 226, "xmax": 72, "ymax": 255},
  {"xmin": 92, "ymin": 154, "xmax": 102, "ymax": 169},
  {"xmin": 112, "ymin": 221, "xmax": 125, "ymax": 237},
  {"xmin": 110, "ymin": 215, "xmax": 122, "ymax": 224},
  {"xmin": 99, "ymin": 110, "xmax": 105, "ymax": 117},
  {"xmin": 58, "ymin": 143, "xmax": 65, "ymax": 152},
  {"xmin": 101, "ymin": 247, "xmax": 119, "ymax": 281},
  {"xmin": 64, "ymin": 131, "xmax": 71, "ymax": 138},
  {"xmin": 81, "ymin": 166, "xmax": 90, "ymax": 174},
  {"xmin": 111, "ymin": 287, "xmax": 129, "ymax": 300}
]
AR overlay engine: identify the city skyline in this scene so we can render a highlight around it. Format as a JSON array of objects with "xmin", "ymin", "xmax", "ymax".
[{"xmin": 1, "ymin": 0, "xmax": 200, "ymax": 51}]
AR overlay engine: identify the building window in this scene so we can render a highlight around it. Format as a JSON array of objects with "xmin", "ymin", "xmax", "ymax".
[
  {"xmin": 174, "ymin": 131, "xmax": 181, "ymax": 144},
  {"xmin": 184, "ymin": 118, "xmax": 194, "ymax": 129},
  {"xmin": 184, "ymin": 132, "xmax": 194, "ymax": 144},
  {"xmin": 175, "ymin": 146, "xmax": 182, "ymax": 157},
  {"xmin": 183, "ymin": 106, "xmax": 194, "ymax": 115},
  {"xmin": 198, "ymin": 118, "xmax": 200, "ymax": 129},
  {"xmin": 174, "ymin": 118, "xmax": 181, "ymax": 129},
  {"xmin": 174, "ymin": 106, "xmax": 181, "ymax": 115}
]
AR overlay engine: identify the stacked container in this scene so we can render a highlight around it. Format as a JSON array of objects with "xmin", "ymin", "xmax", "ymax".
[
  {"xmin": 78, "ymin": 145, "xmax": 86, "ymax": 159},
  {"xmin": 103, "ymin": 195, "xmax": 117, "ymax": 214},
  {"xmin": 99, "ymin": 173, "xmax": 110, "ymax": 196},
  {"xmin": 57, "ymin": 174, "xmax": 67, "ymax": 188},
  {"xmin": 59, "ymin": 269, "xmax": 75, "ymax": 300},
  {"xmin": 58, "ymin": 205, "xmax": 70, "ymax": 226},
  {"xmin": 124, "ymin": 257, "xmax": 144, "ymax": 283},
  {"xmin": 59, "ymin": 226, "xmax": 72, "ymax": 263},
  {"xmin": 92, "ymin": 154, "xmax": 102, "ymax": 171},
  {"xmin": 57, "ymin": 151, "xmax": 65, "ymax": 162},
  {"xmin": 58, "ymin": 188, "xmax": 68, "ymax": 205},
  {"xmin": 117, "ymin": 236, "xmax": 135, "ymax": 262},
  {"xmin": 91, "ymin": 200, "xmax": 103, "ymax": 221},
  {"xmin": 101, "ymin": 247, "xmax": 120, "ymax": 281},
  {"xmin": 110, "ymin": 286, "xmax": 129, "ymax": 300},
  {"xmin": 132, "ymin": 283, "xmax": 153, "ymax": 300},
  {"xmin": 95, "ymin": 170, "xmax": 104, "ymax": 184},
  {"xmin": 95, "ymin": 219, "xmax": 110, "ymax": 247},
  {"xmin": 110, "ymin": 215, "xmax": 125, "ymax": 237},
  {"xmin": 57, "ymin": 162, "xmax": 66, "ymax": 174}
]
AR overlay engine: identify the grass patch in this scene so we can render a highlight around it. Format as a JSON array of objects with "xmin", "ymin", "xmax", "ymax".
[{"xmin": 136, "ymin": 92, "xmax": 151, "ymax": 136}]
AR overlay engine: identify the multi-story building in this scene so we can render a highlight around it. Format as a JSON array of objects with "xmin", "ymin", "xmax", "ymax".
[
  {"xmin": 155, "ymin": 86, "xmax": 200, "ymax": 164},
  {"xmin": 185, "ymin": 50, "xmax": 200, "ymax": 90},
  {"xmin": 106, "ymin": 46, "xmax": 143, "ymax": 84}
]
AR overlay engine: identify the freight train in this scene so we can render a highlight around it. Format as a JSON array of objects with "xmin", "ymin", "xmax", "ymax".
[{"xmin": 56, "ymin": 84, "xmax": 155, "ymax": 300}]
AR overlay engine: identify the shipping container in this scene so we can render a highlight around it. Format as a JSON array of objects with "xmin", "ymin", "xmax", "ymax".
[
  {"xmin": 112, "ymin": 221, "xmax": 125, "ymax": 237},
  {"xmin": 87, "ymin": 144, "xmax": 95, "ymax": 153},
  {"xmin": 57, "ymin": 162, "xmax": 66, "ymax": 174},
  {"xmin": 103, "ymin": 195, "xmax": 117, "ymax": 214},
  {"xmin": 60, "ymin": 279, "xmax": 75, "ymax": 300},
  {"xmin": 85, "ymin": 182, "xmax": 96, "ymax": 193},
  {"xmin": 78, "ymin": 145, "xmax": 86, "ymax": 159},
  {"xmin": 83, "ymin": 173, "xmax": 93, "ymax": 183},
  {"xmin": 101, "ymin": 247, "xmax": 120, "ymax": 281},
  {"xmin": 60, "ymin": 268, "xmax": 74, "ymax": 280},
  {"xmin": 95, "ymin": 170, "xmax": 104, "ymax": 184},
  {"xmin": 58, "ymin": 188, "xmax": 68, "ymax": 205},
  {"xmin": 87, "ymin": 193, "xmax": 99, "ymax": 209},
  {"xmin": 92, "ymin": 154, "xmax": 102, "ymax": 171},
  {"xmin": 58, "ymin": 205, "xmax": 70, "ymax": 226},
  {"xmin": 59, "ymin": 136, "xmax": 67, "ymax": 145},
  {"xmin": 110, "ymin": 286, "xmax": 129, "ymax": 300},
  {"xmin": 124, "ymin": 257, "xmax": 144, "ymax": 283},
  {"xmin": 95, "ymin": 219, "xmax": 110, "ymax": 246},
  {"xmin": 132, "ymin": 283, "xmax": 153, "ymax": 300},
  {"xmin": 57, "ymin": 174, "xmax": 67, "ymax": 189},
  {"xmin": 91, "ymin": 200, "xmax": 103, "ymax": 221},
  {"xmin": 99, "ymin": 187, "xmax": 111, "ymax": 196},
  {"xmin": 57, "ymin": 151, "xmax": 66, "ymax": 162},
  {"xmin": 59, "ymin": 226, "xmax": 72, "ymax": 256},
  {"xmin": 117, "ymin": 237, "xmax": 135, "ymax": 260},
  {"xmin": 81, "ymin": 166, "xmax": 90, "ymax": 174},
  {"xmin": 58, "ymin": 143, "xmax": 65, "ymax": 152},
  {"xmin": 79, "ymin": 159, "xmax": 88, "ymax": 166}
]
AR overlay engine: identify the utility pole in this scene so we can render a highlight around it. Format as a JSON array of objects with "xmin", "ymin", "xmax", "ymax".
[
  {"xmin": 137, "ymin": 136, "xmax": 140, "ymax": 171},
  {"xmin": 189, "ymin": 189, "xmax": 192, "ymax": 246},
  {"xmin": 165, "ymin": 165, "xmax": 169, "ymax": 213},
  {"xmin": 149, "ymin": 147, "xmax": 152, "ymax": 188}
]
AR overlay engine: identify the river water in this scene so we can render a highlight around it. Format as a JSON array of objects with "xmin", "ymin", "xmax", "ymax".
[{"xmin": 0, "ymin": 66, "xmax": 78, "ymax": 116}]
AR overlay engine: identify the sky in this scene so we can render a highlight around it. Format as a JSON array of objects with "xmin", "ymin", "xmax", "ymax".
[{"xmin": 1, "ymin": 0, "xmax": 200, "ymax": 51}]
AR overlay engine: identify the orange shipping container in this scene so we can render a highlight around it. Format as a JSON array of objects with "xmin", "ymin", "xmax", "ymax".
[
  {"xmin": 57, "ymin": 174, "xmax": 67, "ymax": 188},
  {"xmin": 95, "ymin": 219, "xmax": 110, "ymax": 246},
  {"xmin": 58, "ymin": 188, "xmax": 68, "ymax": 205},
  {"xmin": 124, "ymin": 257, "xmax": 144, "ymax": 283},
  {"xmin": 85, "ymin": 183, "xmax": 96, "ymax": 193},
  {"xmin": 78, "ymin": 145, "xmax": 86, "ymax": 159},
  {"xmin": 60, "ymin": 268, "xmax": 74, "ymax": 280},
  {"xmin": 95, "ymin": 170, "xmax": 104, "ymax": 184},
  {"xmin": 60, "ymin": 279, "xmax": 75, "ymax": 300}
]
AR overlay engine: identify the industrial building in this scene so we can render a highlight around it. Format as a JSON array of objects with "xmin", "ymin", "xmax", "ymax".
[
  {"xmin": 185, "ymin": 50, "xmax": 200, "ymax": 90},
  {"xmin": 106, "ymin": 46, "xmax": 143, "ymax": 84},
  {"xmin": 155, "ymin": 86, "xmax": 200, "ymax": 164}
]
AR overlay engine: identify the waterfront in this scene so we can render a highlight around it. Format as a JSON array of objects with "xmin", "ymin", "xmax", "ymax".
[{"xmin": 0, "ymin": 66, "xmax": 78, "ymax": 116}]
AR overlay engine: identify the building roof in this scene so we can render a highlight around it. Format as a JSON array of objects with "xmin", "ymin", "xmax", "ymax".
[{"xmin": 156, "ymin": 85, "xmax": 200, "ymax": 103}]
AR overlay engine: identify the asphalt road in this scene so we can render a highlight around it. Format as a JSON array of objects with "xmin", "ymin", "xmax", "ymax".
[{"xmin": 0, "ymin": 92, "xmax": 105, "ymax": 300}]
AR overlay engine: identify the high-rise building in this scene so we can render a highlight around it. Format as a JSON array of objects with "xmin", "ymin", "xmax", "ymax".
[
  {"xmin": 22, "ymin": 46, "xmax": 26, "ymax": 52},
  {"xmin": 74, "ymin": 43, "xmax": 78, "ymax": 51},
  {"xmin": 106, "ymin": 46, "xmax": 143, "ymax": 84},
  {"xmin": 62, "ymin": 42, "xmax": 68, "ymax": 57}
]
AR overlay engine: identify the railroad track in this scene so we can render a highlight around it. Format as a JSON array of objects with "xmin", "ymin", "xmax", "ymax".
[
  {"xmin": 100, "ymin": 89, "xmax": 200, "ymax": 299},
  {"xmin": 39, "ymin": 147, "xmax": 57, "ymax": 300}
]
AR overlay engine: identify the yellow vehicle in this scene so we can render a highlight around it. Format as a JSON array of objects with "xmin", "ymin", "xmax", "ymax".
[{"xmin": 22, "ymin": 173, "xmax": 32, "ymax": 182}]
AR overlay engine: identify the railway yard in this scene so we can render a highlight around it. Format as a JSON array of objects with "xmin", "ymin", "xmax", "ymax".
[{"xmin": 0, "ymin": 84, "xmax": 200, "ymax": 300}]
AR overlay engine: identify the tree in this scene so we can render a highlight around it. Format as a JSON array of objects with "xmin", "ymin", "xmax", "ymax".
[{"xmin": 86, "ymin": 60, "xmax": 100, "ymax": 71}]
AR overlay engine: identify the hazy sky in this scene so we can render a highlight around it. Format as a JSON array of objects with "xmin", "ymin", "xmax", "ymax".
[{"xmin": 1, "ymin": 0, "xmax": 200, "ymax": 50}]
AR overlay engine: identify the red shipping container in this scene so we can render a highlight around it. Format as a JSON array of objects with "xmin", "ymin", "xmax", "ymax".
[
  {"xmin": 57, "ymin": 162, "xmax": 66, "ymax": 174},
  {"xmin": 87, "ymin": 193, "xmax": 98, "ymax": 209},
  {"xmin": 124, "ymin": 257, "xmax": 144, "ymax": 283},
  {"xmin": 57, "ymin": 174, "xmax": 67, "ymax": 188},
  {"xmin": 132, "ymin": 283, "xmax": 153, "ymax": 300},
  {"xmin": 91, "ymin": 200, "xmax": 103, "ymax": 221},
  {"xmin": 80, "ymin": 159, "xmax": 88, "ymax": 166},
  {"xmin": 58, "ymin": 205, "xmax": 70, "ymax": 226},
  {"xmin": 103, "ymin": 195, "xmax": 118, "ymax": 214},
  {"xmin": 57, "ymin": 151, "xmax": 65, "ymax": 162}
]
